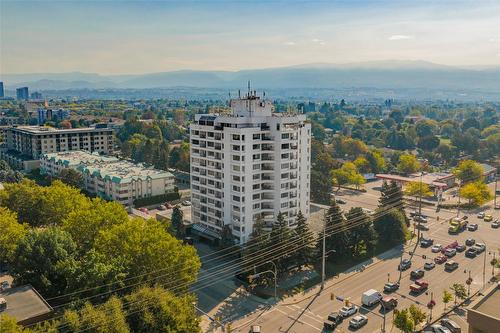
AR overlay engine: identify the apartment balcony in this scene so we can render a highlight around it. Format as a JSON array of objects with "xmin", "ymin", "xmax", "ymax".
[{"xmin": 261, "ymin": 164, "xmax": 274, "ymax": 171}]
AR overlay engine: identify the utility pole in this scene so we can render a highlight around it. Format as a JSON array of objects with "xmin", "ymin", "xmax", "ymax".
[
  {"xmin": 456, "ymin": 180, "xmax": 461, "ymax": 219},
  {"xmin": 494, "ymin": 174, "xmax": 498, "ymax": 208},
  {"xmin": 483, "ymin": 247, "xmax": 487, "ymax": 289},
  {"xmin": 492, "ymin": 252, "xmax": 497, "ymax": 277}
]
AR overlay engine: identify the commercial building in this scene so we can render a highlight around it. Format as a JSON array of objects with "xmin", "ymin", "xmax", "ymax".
[
  {"xmin": 376, "ymin": 171, "xmax": 455, "ymax": 196},
  {"xmin": 37, "ymin": 108, "xmax": 70, "ymax": 124},
  {"xmin": 40, "ymin": 150, "xmax": 175, "ymax": 206},
  {"xmin": 467, "ymin": 281, "xmax": 500, "ymax": 333},
  {"xmin": 30, "ymin": 92, "xmax": 43, "ymax": 100},
  {"xmin": 0, "ymin": 124, "xmax": 114, "ymax": 171},
  {"xmin": 0, "ymin": 82, "xmax": 4, "ymax": 98},
  {"xmin": 0, "ymin": 285, "xmax": 52, "ymax": 326},
  {"xmin": 16, "ymin": 87, "xmax": 29, "ymax": 101},
  {"xmin": 190, "ymin": 90, "xmax": 311, "ymax": 244}
]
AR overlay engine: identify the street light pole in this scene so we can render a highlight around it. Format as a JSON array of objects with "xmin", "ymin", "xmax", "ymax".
[
  {"xmin": 457, "ymin": 180, "xmax": 461, "ymax": 219},
  {"xmin": 321, "ymin": 211, "xmax": 326, "ymax": 290},
  {"xmin": 192, "ymin": 302, "xmax": 225, "ymax": 333}
]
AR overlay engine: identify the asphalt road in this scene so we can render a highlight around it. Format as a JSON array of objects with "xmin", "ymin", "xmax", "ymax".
[{"xmin": 225, "ymin": 181, "xmax": 499, "ymax": 333}]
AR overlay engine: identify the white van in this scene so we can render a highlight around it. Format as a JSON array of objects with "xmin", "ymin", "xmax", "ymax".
[{"xmin": 361, "ymin": 289, "xmax": 382, "ymax": 307}]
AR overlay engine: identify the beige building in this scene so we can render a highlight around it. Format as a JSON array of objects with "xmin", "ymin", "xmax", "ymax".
[
  {"xmin": 467, "ymin": 281, "xmax": 500, "ymax": 333},
  {"xmin": 0, "ymin": 125, "xmax": 114, "ymax": 171},
  {"xmin": 40, "ymin": 151, "xmax": 174, "ymax": 206}
]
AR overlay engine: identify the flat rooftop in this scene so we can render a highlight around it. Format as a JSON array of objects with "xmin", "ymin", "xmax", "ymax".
[
  {"xmin": 473, "ymin": 284, "xmax": 500, "ymax": 318},
  {"xmin": 43, "ymin": 151, "xmax": 173, "ymax": 184},
  {"xmin": 376, "ymin": 173, "xmax": 450, "ymax": 188},
  {"xmin": 0, "ymin": 285, "xmax": 52, "ymax": 322},
  {"xmin": 10, "ymin": 125, "xmax": 112, "ymax": 134}
]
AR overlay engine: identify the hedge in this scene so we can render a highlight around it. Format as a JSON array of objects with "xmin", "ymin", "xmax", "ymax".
[{"xmin": 134, "ymin": 191, "xmax": 181, "ymax": 207}]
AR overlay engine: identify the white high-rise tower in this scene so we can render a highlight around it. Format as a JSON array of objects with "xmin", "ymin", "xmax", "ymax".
[{"xmin": 190, "ymin": 89, "xmax": 311, "ymax": 244}]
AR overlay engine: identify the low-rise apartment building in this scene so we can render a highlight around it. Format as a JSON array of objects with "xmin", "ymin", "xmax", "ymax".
[
  {"xmin": 0, "ymin": 124, "xmax": 114, "ymax": 171},
  {"xmin": 40, "ymin": 151, "xmax": 174, "ymax": 206}
]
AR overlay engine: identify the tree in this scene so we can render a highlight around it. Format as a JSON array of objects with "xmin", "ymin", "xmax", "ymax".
[
  {"xmin": 62, "ymin": 198, "xmax": 128, "ymax": 252},
  {"xmin": 320, "ymin": 200, "xmax": 349, "ymax": 261},
  {"xmin": 269, "ymin": 212, "xmax": 293, "ymax": 276},
  {"xmin": 453, "ymin": 160, "xmax": 484, "ymax": 184},
  {"xmin": 353, "ymin": 157, "xmax": 371, "ymax": 174},
  {"xmin": 345, "ymin": 207, "xmax": 377, "ymax": 257},
  {"xmin": 57, "ymin": 168, "xmax": 84, "ymax": 188},
  {"xmin": 397, "ymin": 154, "xmax": 420, "ymax": 175},
  {"xmin": 311, "ymin": 170, "xmax": 333, "ymax": 204},
  {"xmin": 0, "ymin": 160, "xmax": 23, "ymax": 183},
  {"xmin": 373, "ymin": 208, "xmax": 408, "ymax": 246},
  {"xmin": 11, "ymin": 228, "xmax": 77, "ymax": 297},
  {"xmin": 393, "ymin": 308, "xmax": 414, "ymax": 333},
  {"xmin": 443, "ymin": 290, "xmax": 453, "ymax": 310},
  {"xmin": 171, "ymin": 205, "xmax": 185, "ymax": 238},
  {"xmin": 292, "ymin": 211, "xmax": 316, "ymax": 269},
  {"xmin": 393, "ymin": 305, "xmax": 427, "ymax": 333},
  {"xmin": 62, "ymin": 296, "xmax": 130, "ymax": 333},
  {"xmin": 460, "ymin": 182, "xmax": 493, "ymax": 206},
  {"xmin": 0, "ymin": 208, "xmax": 27, "ymax": 264},
  {"xmin": 404, "ymin": 181, "xmax": 433, "ymax": 201},
  {"xmin": 331, "ymin": 162, "xmax": 366, "ymax": 191},
  {"xmin": 125, "ymin": 286, "xmax": 201, "ymax": 333},
  {"xmin": 417, "ymin": 135, "xmax": 440, "ymax": 151},
  {"xmin": 379, "ymin": 180, "xmax": 406, "ymax": 213},
  {"xmin": 0, "ymin": 314, "xmax": 31, "ymax": 333},
  {"xmin": 220, "ymin": 225, "xmax": 234, "ymax": 249},
  {"xmin": 365, "ymin": 150, "xmax": 386, "ymax": 173},
  {"xmin": 415, "ymin": 120, "xmax": 437, "ymax": 137},
  {"xmin": 408, "ymin": 304, "xmax": 427, "ymax": 328},
  {"xmin": 93, "ymin": 218, "xmax": 200, "ymax": 292},
  {"xmin": 450, "ymin": 283, "xmax": 467, "ymax": 305},
  {"xmin": 435, "ymin": 143, "xmax": 455, "ymax": 164},
  {"xmin": 241, "ymin": 216, "xmax": 270, "ymax": 281}
]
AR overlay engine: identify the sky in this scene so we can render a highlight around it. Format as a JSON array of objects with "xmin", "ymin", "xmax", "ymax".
[{"xmin": 1, "ymin": 0, "xmax": 500, "ymax": 75}]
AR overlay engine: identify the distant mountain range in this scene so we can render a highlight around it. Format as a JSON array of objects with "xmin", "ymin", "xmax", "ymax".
[{"xmin": 2, "ymin": 60, "xmax": 499, "ymax": 94}]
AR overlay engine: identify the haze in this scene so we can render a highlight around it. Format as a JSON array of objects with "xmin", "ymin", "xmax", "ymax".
[{"xmin": 1, "ymin": 0, "xmax": 500, "ymax": 75}]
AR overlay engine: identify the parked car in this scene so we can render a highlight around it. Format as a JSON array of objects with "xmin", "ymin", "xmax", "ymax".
[
  {"xmin": 424, "ymin": 262, "xmax": 436, "ymax": 270},
  {"xmin": 138, "ymin": 207, "xmax": 149, "ymax": 213},
  {"xmin": 339, "ymin": 304, "xmax": 358, "ymax": 317},
  {"xmin": 444, "ymin": 248, "xmax": 457, "ymax": 257},
  {"xmin": 429, "ymin": 324, "xmax": 452, "ymax": 333},
  {"xmin": 349, "ymin": 315, "xmax": 368, "ymax": 329},
  {"xmin": 384, "ymin": 282, "xmax": 400, "ymax": 292},
  {"xmin": 484, "ymin": 214, "xmax": 493, "ymax": 222},
  {"xmin": 456, "ymin": 244, "xmax": 466, "ymax": 252},
  {"xmin": 182, "ymin": 200, "xmax": 192, "ymax": 206},
  {"xmin": 462, "ymin": 215, "xmax": 468, "ymax": 220},
  {"xmin": 381, "ymin": 296, "xmax": 398, "ymax": 310},
  {"xmin": 445, "ymin": 260, "xmax": 459, "ymax": 271},
  {"xmin": 477, "ymin": 212, "xmax": 485, "ymax": 219},
  {"xmin": 465, "ymin": 238, "xmax": 475, "ymax": 246},
  {"xmin": 335, "ymin": 198, "xmax": 347, "ymax": 204},
  {"xmin": 410, "ymin": 269, "xmax": 425, "ymax": 280},
  {"xmin": 435, "ymin": 255, "xmax": 448, "ymax": 264},
  {"xmin": 158, "ymin": 204, "xmax": 167, "ymax": 211},
  {"xmin": 398, "ymin": 259, "xmax": 411, "ymax": 271},
  {"xmin": 492, "ymin": 221, "xmax": 499, "ymax": 229},
  {"xmin": 165, "ymin": 202, "xmax": 173, "ymax": 209},
  {"xmin": 440, "ymin": 318, "xmax": 461, "ymax": 333},
  {"xmin": 414, "ymin": 215, "xmax": 428, "ymax": 223},
  {"xmin": 431, "ymin": 244, "xmax": 442, "ymax": 253},
  {"xmin": 420, "ymin": 238, "xmax": 434, "ymax": 247},
  {"xmin": 465, "ymin": 248, "xmax": 477, "ymax": 258},
  {"xmin": 361, "ymin": 289, "xmax": 382, "ymax": 307}
]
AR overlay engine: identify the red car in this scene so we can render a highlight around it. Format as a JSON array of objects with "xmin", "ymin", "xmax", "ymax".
[
  {"xmin": 434, "ymin": 255, "xmax": 448, "ymax": 264},
  {"xmin": 441, "ymin": 240, "xmax": 459, "ymax": 253}
]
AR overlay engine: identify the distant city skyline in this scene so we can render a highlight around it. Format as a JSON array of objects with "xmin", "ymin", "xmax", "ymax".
[{"xmin": 1, "ymin": 0, "xmax": 499, "ymax": 75}]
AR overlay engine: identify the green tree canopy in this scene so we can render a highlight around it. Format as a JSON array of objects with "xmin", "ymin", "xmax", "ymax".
[
  {"xmin": 453, "ymin": 160, "xmax": 484, "ymax": 183},
  {"xmin": 397, "ymin": 154, "xmax": 420, "ymax": 175},
  {"xmin": 460, "ymin": 182, "xmax": 493, "ymax": 206},
  {"xmin": 0, "ymin": 208, "xmax": 27, "ymax": 264}
]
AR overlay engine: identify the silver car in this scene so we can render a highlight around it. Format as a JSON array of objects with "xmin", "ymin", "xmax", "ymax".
[{"xmin": 349, "ymin": 314, "xmax": 368, "ymax": 329}]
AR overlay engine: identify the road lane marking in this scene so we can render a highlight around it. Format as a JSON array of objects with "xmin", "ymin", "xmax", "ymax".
[{"xmin": 275, "ymin": 307, "xmax": 322, "ymax": 332}]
